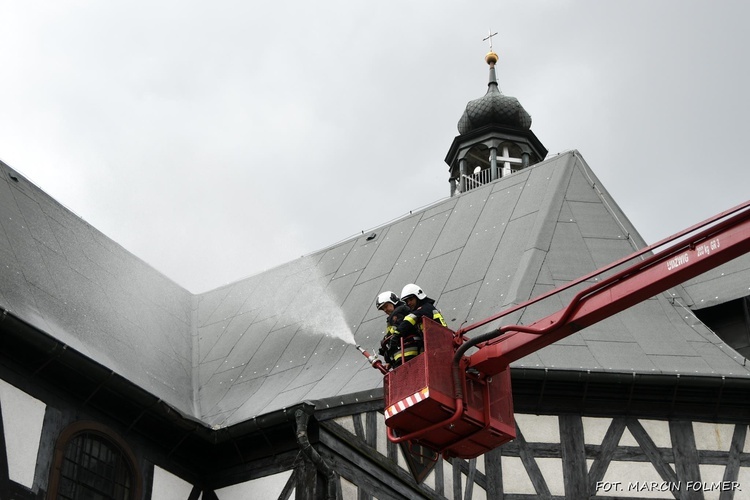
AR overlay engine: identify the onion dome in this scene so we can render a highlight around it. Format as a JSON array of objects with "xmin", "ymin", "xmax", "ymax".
[{"xmin": 457, "ymin": 51, "xmax": 532, "ymax": 134}]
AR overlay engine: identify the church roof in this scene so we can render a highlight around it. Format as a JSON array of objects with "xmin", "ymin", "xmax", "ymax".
[
  {"xmin": 0, "ymin": 162, "xmax": 194, "ymax": 414},
  {"xmin": 680, "ymin": 253, "xmax": 750, "ymax": 310},
  {"xmin": 2, "ymin": 152, "xmax": 748, "ymax": 429}
]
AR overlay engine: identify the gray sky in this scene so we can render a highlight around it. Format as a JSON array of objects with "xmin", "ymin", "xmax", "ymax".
[{"xmin": 1, "ymin": 1, "xmax": 748, "ymax": 292}]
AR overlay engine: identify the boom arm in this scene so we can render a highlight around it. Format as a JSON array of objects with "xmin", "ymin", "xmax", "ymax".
[
  {"xmin": 368, "ymin": 199, "xmax": 750, "ymax": 460},
  {"xmin": 458, "ymin": 200, "xmax": 750, "ymax": 377}
]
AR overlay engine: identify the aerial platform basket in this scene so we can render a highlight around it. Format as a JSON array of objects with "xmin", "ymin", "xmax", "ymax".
[{"xmin": 383, "ymin": 319, "xmax": 515, "ymax": 459}]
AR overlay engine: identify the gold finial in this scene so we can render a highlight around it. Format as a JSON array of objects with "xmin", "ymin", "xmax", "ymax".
[{"xmin": 483, "ymin": 29, "xmax": 499, "ymax": 66}]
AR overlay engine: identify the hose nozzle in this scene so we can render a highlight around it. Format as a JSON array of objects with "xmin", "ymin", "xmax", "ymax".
[{"xmin": 355, "ymin": 345, "xmax": 388, "ymax": 375}]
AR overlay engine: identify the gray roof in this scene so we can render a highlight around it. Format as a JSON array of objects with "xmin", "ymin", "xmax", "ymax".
[
  {"xmin": 2, "ymin": 151, "xmax": 748, "ymax": 429},
  {"xmin": 0, "ymin": 163, "xmax": 194, "ymax": 414},
  {"xmin": 681, "ymin": 252, "xmax": 750, "ymax": 309}
]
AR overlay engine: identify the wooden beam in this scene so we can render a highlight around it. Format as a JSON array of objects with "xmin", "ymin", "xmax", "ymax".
[
  {"xmin": 485, "ymin": 447, "xmax": 503, "ymax": 499},
  {"xmin": 319, "ymin": 420, "xmax": 443, "ymax": 499},
  {"xmin": 669, "ymin": 420, "xmax": 702, "ymax": 500},
  {"xmin": 205, "ymin": 449, "xmax": 298, "ymax": 490},
  {"xmin": 454, "ymin": 459, "xmax": 488, "ymax": 490},
  {"xmin": 365, "ymin": 411, "xmax": 377, "ymax": 448},
  {"xmin": 560, "ymin": 414, "xmax": 588, "ymax": 498},
  {"xmin": 353, "ymin": 414, "xmax": 365, "ymax": 440},
  {"xmin": 201, "ymin": 490, "xmax": 219, "ymax": 500},
  {"xmin": 320, "ymin": 449, "xmax": 401, "ymax": 500},
  {"xmin": 626, "ymin": 419, "xmax": 679, "ymax": 499},
  {"xmin": 277, "ymin": 470, "xmax": 296, "ymax": 500},
  {"xmin": 720, "ymin": 424, "xmax": 747, "ymax": 500},
  {"xmin": 295, "ymin": 457, "xmax": 317, "ymax": 500},
  {"xmin": 187, "ymin": 486, "xmax": 202, "ymax": 500},
  {"xmin": 452, "ymin": 458, "xmax": 462, "ymax": 500},
  {"xmin": 464, "ymin": 458, "xmax": 477, "ymax": 500},
  {"xmin": 314, "ymin": 398, "xmax": 384, "ymax": 421},
  {"xmin": 0, "ymin": 401, "xmax": 12, "ymax": 484},
  {"xmin": 514, "ymin": 426, "xmax": 552, "ymax": 499},
  {"xmin": 587, "ymin": 417, "xmax": 625, "ymax": 491},
  {"xmin": 434, "ymin": 457, "xmax": 444, "ymax": 497},
  {"xmin": 387, "ymin": 438, "xmax": 397, "ymax": 463}
]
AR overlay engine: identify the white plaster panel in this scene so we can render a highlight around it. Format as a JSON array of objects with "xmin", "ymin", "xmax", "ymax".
[
  {"xmin": 619, "ymin": 420, "xmax": 670, "ymax": 448},
  {"xmin": 693, "ymin": 422, "xmax": 733, "ymax": 451},
  {"xmin": 215, "ymin": 471, "xmax": 292, "ymax": 500},
  {"xmin": 582, "ymin": 416, "xmax": 612, "ymax": 445},
  {"xmin": 0, "ymin": 379, "xmax": 46, "ymax": 489},
  {"xmin": 333, "ymin": 415, "xmax": 355, "ymax": 435},
  {"xmin": 375, "ymin": 411, "xmax": 388, "ymax": 457},
  {"xmin": 423, "ymin": 466, "xmax": 436, "ymax": 491},
  {"xmin": 477, "ymin": 454, "xmax": 485, "ymax": 474},
  {"xmin": 536, "ymin": 457, "xmax": 564, "ymax": 496},
  {"xmin": 340, "ymin": 476, "xmax": 356, "ymax": 499},
  {"xmin": 444, "ymin": 460, "xmax": 455, "ymax": 500},
  {"xmin": 598, "ymin": 461, "xmax": 674, "ymax": 498},
  {"xmin": 738, "ymin": 466, "xmax": 750, "ymax": 496},
  {"xmin": 515, "ymin": 413, "xmax": 559, "ymax": 443},
  {"xmin": 699, "ymin": 464, "xmax": 730, "ymax": 500},
  {"xmin": 501, "ymin": 456, "xmax": 535, "ymax": 494},
  {"xmin": 151, "ymin": 466, "xmax": 194, "ymax": 500},
  {"xmin": 619, "ymin": 427, "xmax": 638, "ymax": 447},
  {"xmin": 396, "ymin": 444, "xmax": 406, "ymax": 470},
  {"xmin": 469, "ymin": 483, "xmax": 487, "ymax": 500},
  {"xmin": 641, "ymin": 419, "xmax": 671, "ymax": 448}
]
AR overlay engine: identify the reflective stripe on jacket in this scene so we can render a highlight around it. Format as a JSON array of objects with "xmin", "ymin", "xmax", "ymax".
[{"xmin": 396, "ymin": 298, "xmax": 446, "ymax": 336}]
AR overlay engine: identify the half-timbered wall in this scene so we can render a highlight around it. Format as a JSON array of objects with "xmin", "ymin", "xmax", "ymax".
[
  {"xmin": 324, "ymin": 410, "xmax": 750, "ymax": 500},
  {"xmin": 2, "ymin": 372, "xmax": 749, "ymax": 499}
]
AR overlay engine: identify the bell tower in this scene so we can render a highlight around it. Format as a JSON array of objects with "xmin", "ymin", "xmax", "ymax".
[{"xmin": 445, "ymin": 43, "xmax": 547, "ymax": 196}]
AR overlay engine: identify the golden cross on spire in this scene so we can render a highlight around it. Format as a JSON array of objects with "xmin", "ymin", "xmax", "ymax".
[{"xmin": 483, "ymin": 29, "xmax": 498, "ymax": 51}]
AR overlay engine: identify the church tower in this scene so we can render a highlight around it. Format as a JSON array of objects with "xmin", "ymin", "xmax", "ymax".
[{"xmin": 446, "ymin": 48, "xmax": 547, "ymax": 196}]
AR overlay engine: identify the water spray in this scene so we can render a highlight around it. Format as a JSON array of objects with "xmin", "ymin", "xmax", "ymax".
[{"xmin": 356, "ymin": 345, "xmax": 389, "ymax": 375}]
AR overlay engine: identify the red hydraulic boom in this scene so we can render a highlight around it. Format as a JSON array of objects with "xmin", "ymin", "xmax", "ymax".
[{"xmin": 360, "ymin": 199, "xmax": 750, "ymax": 459}]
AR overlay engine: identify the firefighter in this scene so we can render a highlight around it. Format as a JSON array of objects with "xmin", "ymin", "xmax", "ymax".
[
  {"xmin": 375, "ymin": 291, "xmax": 410, "ymax": 369},
  {"xmin": 389, "ymin": 284, "xmax": 447, "ymax": 366}
]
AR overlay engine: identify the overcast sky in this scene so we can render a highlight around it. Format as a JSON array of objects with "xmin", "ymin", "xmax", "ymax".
[{"xmin": 1, "ymin": 1, "xmax": 748, "ymax": 292}]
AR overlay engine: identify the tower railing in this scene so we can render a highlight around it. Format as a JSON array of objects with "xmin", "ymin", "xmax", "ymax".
[{"xmin": 461, "ymin": 169, "xmax": 492, "ymax": 192}]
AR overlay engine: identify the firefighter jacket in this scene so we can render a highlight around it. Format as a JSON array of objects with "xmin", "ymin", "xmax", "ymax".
[
  {"xmin": 378, "ymin": 303, "xmax": 410, "ymax": 365},
  {"xmin": 390, "ymin": 298, "xmax": 447, "ymax": 364}
]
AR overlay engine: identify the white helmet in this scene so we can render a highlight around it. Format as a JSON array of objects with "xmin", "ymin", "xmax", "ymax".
[
  {"xmin": 375, "ymin": 291, "xmax": 399, "ymax": 310},
  {"xmin": 400, "ymin": 283, "xmax": 426, "ymax": 301}
]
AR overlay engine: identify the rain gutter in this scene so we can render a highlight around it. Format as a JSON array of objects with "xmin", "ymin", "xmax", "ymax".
[{"xmin": 511, "ymin": 366, "xmax": 750, "ymax": 422}]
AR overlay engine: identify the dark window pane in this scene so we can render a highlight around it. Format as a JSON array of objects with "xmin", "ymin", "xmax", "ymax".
[{"xmin": 57, "ymin": 433, "xmax": 133, "ymax": 500}]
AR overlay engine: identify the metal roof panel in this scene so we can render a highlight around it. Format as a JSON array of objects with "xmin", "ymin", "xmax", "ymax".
[
  {"xmin": 546, "ymin": 221, "xmax": 598, "ymax": 282},
  {"xmin": 430, "ymin": 187, "xmax": 489, "ymax": 258},
  {"xmin": 536, "ymin": 344, "xmax": 600, "ymax": 370},
  {"xmin": 569, "ymin": 200, "xmax": 628, "ymax": 239},
  {"xmin": 357, "ymin": 215, "xmax": 421, "ymax": 283},
  {"xmin": 682, "ymin": 253, "xmax": 750, "ymax": 309}
]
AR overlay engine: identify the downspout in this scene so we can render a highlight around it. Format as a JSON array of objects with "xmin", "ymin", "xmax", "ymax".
[{"xmin": 294, "ymin": 408, "xmax": 337, "ymax": 500}]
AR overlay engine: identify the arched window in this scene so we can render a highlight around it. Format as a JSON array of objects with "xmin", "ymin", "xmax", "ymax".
[{"xmin": 48, "ymin": 422, "xmax": 141, "ymax": 500}]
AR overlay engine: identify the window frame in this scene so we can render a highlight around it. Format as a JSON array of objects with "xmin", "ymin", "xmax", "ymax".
[{"xmin": 47, "ymin": 421, "xmax": 142, "ymax": 500}]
